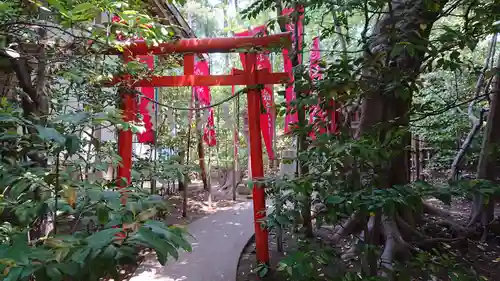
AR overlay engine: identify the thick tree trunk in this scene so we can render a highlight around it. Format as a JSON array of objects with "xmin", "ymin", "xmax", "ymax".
[
  {"xmin": 357, "ymin": 0, "xmax": 445, "ymax": 188},
  {"xmin": 353, "ymin": 0, "xmax": 448, "ymax": 274}
]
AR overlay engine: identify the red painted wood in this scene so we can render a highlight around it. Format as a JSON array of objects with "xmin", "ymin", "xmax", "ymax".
[
  {"xmin": 108, "ymin": 71, "xmax": 288, "ymax": 87},
  {"xmin": 117, "ymin": 49, "xmax": 135, "ymax": 194},
  {"xmin": 107, "ymin": 33, "xmax": 292, "ymax": 55},
  {"xmin": 184, "ymin": 54, "xmax": 195, "ymax": 75},
  {"xmin": 116, "ymin": 49, "xmax": 135, "ymax": 240},
  {"xmin": 245, "ymin": 53, "xmax": 269, "ymax": 264}
]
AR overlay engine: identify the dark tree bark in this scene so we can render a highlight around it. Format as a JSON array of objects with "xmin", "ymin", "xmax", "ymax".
[
  {"xmin": 450, "ymin": 34, "xmax": 497, "ymax": 181},
  {"xmin": 469, "ymin": 58, "xmax": 500, "ymax": 239},
  {"xmin": 194, "ymin": 92, "xmax": 209, "ymax": 192},
  {"xmin": 351, "ymin": 0, "xmax": 449, "ymax": 274},
  {"xmin": 357, "ymin": 0, "xmax": 448, "ymax": 187},
  {"xmin": 6, "ymin": 21, "xmax": 52, "ymax": 240}
]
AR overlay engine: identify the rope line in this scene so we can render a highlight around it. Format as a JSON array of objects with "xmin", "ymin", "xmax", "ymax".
[{"xmin": 120, "ymin": 85, "xmax": 263, "ymax": 111}]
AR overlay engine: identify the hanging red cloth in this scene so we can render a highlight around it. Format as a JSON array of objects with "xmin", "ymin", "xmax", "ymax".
[
  {"xmin": 193, "ymin": 60, "xmax": 217, "ymax": 147},
  {"xmin": 308, "ymin": 36, "xmax": 327, "ymax": 140},
  {"xmin": 308, "ymin": 37, "xmax": 338, "ymax": 139},
  {"xmin": 136, "ymin": 56, "xmax": 156, "ymax": 144},
  {"xmin": 282, "ymin": 6, "xmax": 304, "ymax": 134},
  {"xmin": 235, "ymin": 26, "xmax": 275, "ymax": 160}
]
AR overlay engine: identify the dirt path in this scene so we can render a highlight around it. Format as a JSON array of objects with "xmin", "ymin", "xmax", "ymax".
[{"xmin": 164, "ymin": 180, "xmax": 247, "ymax": 226}]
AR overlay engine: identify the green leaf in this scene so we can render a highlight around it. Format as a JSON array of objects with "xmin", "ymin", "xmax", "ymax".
[
  {"xmin": 54, "ymin": 247, "xmax": 70, "ymax": 262},
  {"xmin": 136, "ymin": 226, "xmax": 181, "ymax": 264},
  {"xmin": 65, "ymin": 135, "xmax": 81, "ymax": 155},
  {"xmin": 256, "ymin": 263, "xmax": 269, "ymax": 277},
  {"xmin": 53, "ymin": 112, "xmax": 89, "ymax": 124},
  {"xmin": 72, "ymin": 2, "xmax": 94, "ymax": 13},
  {"xmin": 7, "ymin": 233, "xmax": 30, "ymax": 263},
  {"xmin": 144, "ymin": 221, "xmax": 191, "ymax": 252},
  {"xmin": 116, "ymin": 245, "xmax": 137, "ymax": 260},
  {"xmin": 85, "ymin": 228, "xmax": 122, "ymax": 249},
  {"xmin": 46, "ymin": 0, "xmax": 66, "ymax": 12},
  {"xmin": 101, "ymin": 190, "xmax": 120, "ymax": 200},
  {"xmin": 70, "ymin": 247, "xmax": 91, "ymax": 264},
  {"xmin": 326, "ymin": 195, "xmax": 343, "ymax": 204},
  {"xmin": 137, "ymin": 208, "xmax": 156, "ymax": 221},
  {"xmin": 165, "ymin": 227, "xmax": 192, "ymax": 252},
  {"xmin": 276, "ymin": 262, "xmax": 287, "ymax": 271},
  {"xmin": 3, "ymin": 266, "xmax": 22, "ymax": 281},
  {"xmin": 96, "ymin": 204, "xmax": 109, "ymax": 224},
  {"xmin": 58, "ymin": 263, "xmax": 79, "ymax": 275},
  {"xmin": 46, "ymin": 266, "xmax": 63, "ymax": 281},
  {"xmin": 101, "ymin": 245, "xmax": 118, "ymax": 260},
  {"xmin": 35, "ymin": 125, "xmax": 65, "ymax": 144}
]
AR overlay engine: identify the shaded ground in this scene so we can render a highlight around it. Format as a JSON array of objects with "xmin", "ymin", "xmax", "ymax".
[
  {"xmin": 164, "ymin": 180, "xmax": 246, "ymax": 226},
  {"xmin": 424, "ymin": 198, "xmax": 500, "ymax": 280},
  {"xmin": 237, "ymin": 198, "xmax": 500, "ymax": 281}
]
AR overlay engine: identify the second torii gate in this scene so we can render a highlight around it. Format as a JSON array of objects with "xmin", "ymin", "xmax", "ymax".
[{"xmin": 108, "ymin": 32, "xmax": 292, "ymax": 264}]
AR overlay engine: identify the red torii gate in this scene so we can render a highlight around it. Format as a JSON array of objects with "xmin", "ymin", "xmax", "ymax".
[{"xmin": 108, "ymin": 33, "xmax": 292, "ymax": 264}]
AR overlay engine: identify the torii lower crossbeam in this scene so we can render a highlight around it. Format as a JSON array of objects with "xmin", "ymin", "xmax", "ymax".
[
  {"xmin": 110, "ymin": 71, "xmax": 288, "ymax": 87},
  {"xmin": 109, "ymin": 33, "xmax": 292, "ymax": 265}
]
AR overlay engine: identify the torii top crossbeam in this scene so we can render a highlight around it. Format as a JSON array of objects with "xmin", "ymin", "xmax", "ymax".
[
  {"xmin": 107, "ymin": 33, "xmax": 292, "ymax": 88},
  {"xmin": 108, "ymin": 32, "xmax": 292, "ymax": 55}
]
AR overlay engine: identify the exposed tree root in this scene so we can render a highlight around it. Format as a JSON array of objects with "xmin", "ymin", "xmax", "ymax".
[
  {"xmin": 435, "ymin": 219, "xmax": 470, "ymax": 234},
  {"xmin": 422, "ymin": 202, "xmax": 453, "ymax": 218},
  {"xmin": 317, "ymin": 202, "xmax": 489, "ymax": 278},
  {"xmin": 422, "ymin": 202, "xmax": 471, "ymax": 234},
  {"xmin": 396, "ymin": 215, "xmax": 426, "ymax": 240},
  {"xmin": 414, "ymin": 237, "xmax": 467, "ymax": 250},
  {"xmin": 341, "ymin": 236, "xmax": 360, "ymax": 261},
  {"xmin": 327, "ymin": 213, "xmax": 365, "ymax": 244},
  {"xmin": 379, "ymin": 215, "xmax": 410, "ymax": 277},
  {"xmin": 468, "ymin": 206, "xmax": 482, "ymax": 228},
  {"xmin": 466, "ymin": 195, "xmax": 496, "ymax": 242},
  {"xmin": 468, "ymin": 195, "xmax": 484, "ymax": 227},
  {"xmin": 364, "ymin": 215, "xmax": 381, "ymax": 276},
  {"xmin": 366, "ymin": 215, "xmax": 380, "ymax": 244}
]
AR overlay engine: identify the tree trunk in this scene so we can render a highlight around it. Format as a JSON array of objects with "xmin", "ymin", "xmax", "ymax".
[
  {"xmin": 9, "ymin": 19, "xmax": 52, "ymax": 240},
  {"xmin": 194, "ymin": 93, "xmax": 209, "ymax": 192},
  {"xmin": 469, "ymin": 55, "xmax": 500, "ymax": 238},
  {"xmin": 232, "ymin": 97, "xmax": 239, "ymax": 200},
  {"xmin": 414, "ymin": 135, "xmax": 421, "ymax": 180},
  {"xmin": 450, "ymin": 34, "xmax": 496, "ymax": 181},
  {"xmin": 353, "ymin": 0, "xmax": 448, "ymax": 274},
  {"xmin": 357, "ymin": 0, "xmax": 445, "ymax": 187}
]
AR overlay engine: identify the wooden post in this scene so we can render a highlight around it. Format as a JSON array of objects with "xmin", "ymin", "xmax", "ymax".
[
  {"xmin": 415, "ymin": 135, "xmax": 421, "ymax": 180},
  {"xmin": 246, "ymin": 53, "xmax": 269, "ymax": 264},
  {"xmin": 232, "ymin": 77, "xmax": 239, "ymax": 201},
  {"xmin": 117, "ymin": 49, "xmax": 135, "ymax": 195}
]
